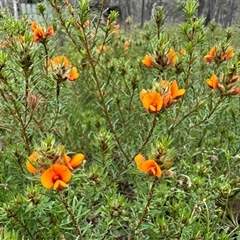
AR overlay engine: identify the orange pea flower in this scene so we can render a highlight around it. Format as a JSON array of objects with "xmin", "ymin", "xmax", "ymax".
[
  {"xmin": 222, "ymin": 46, "xmax": 234, "ymax": 61},
  {"xmin": 170, "ymin": 80, "xmax": 186, "ymax": 99},
  {"xmin": 68, "ymin": 67, "xmax": 79, "ymax": 81},
  {"xmin": 124, "ymin": 40, "xmax": 131, "ymax": 52},
  {"xmin": 83, "ymin": 20, "xmax": 90, "ymax": 28},
  {"xmin": 26, "ymin": 151, "xmax": 40, "ymax": 174},
  {"xmin": 19, "ymin": 35, "xmax": 25, "ymax": 43},
  {"xmin": 230, "ymin": 88, "xmax": 240, "ymax": 95},
  {"xmin": 31, "ymin": 22, "xmax": 37, "ymax": 31},
  {"xmin": 204, "ymin": 46, "xmax": 216, "ymax": 62},
  {"xmin": 113, "ymin": 24, "xmax": 120, "ymax": 35},
  {"xmin": 165, "ymin": 48, "xmax": 177, "ymax": 66},
  {"xmin": 139, "ymin": 89, "xmax": 148, "ymax": 101},
  {"xmin": 33, "ymin": 28, "xmax": 45, "ymax": 43},
  {"xmin": 50, "ymin": 56, "xmax": 79, "ymax": 81},
  {"xmin": 140, "ymin": 90, "xmax": 163, "ymax": 114},
  {"xmin": 179, "ymin": 49, "xmax": 186, "ymax": 55},
  {"xmin": 160, "ymin": 80, "xmax": 185, "ymax": 107},
  {"xmin": 41, "ymin": 164, "xmax": 71, "ymax": 190},
  {"xmin": 63, "ymin": 153, "xmax": 85, "ymax": 170},
  {"xmin": 206, "ymin": 74, "xmax": 219, "ymax": 89},
  {"xmin": 45, "ymin": 26, "xmax": 54, "ymax": 37},
  {"xmin": 142, "ymin": 55, "xmax": 153, "ymax": 68},
  {"xmin": 134, "ymin": 154, "xmax": 162, "ymax": 178},
  {"xmin": 97, "ymin": 44, "xmax": 106, "ymax": 53},
  {"xmin": 52, "ymin": 55, "xmax": 70, "ymax": 66},
  {"xmin": 31, "ymin": 21, "xmax": 54, "ymax": 43}
]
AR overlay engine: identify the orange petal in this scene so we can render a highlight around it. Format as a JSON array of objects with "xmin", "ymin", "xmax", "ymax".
[
  {"xmin": 139, "ymin": 89, "xmax": 148, "ymax": 101},
  {"xmin": 31, "ymin": 22, "xmax": 37, "ymax": 31},
  {"xmin": 166, "ymin": 49, "xmax": 177, "ymax": 66},
  {"xmin": 68, "ymin": 67, "xmax": 79, "ymax": 81},
  {"xmin": 53, "ymin": 180, "xmax": 68, "ymax": 190},
  {"xmin": 41, "ymin": 164, "xmax": 71, "ymax": 189},
  {"xmin": 229, "ymin": 87, "xmax": 240, "ymax": 95},
  {"xmin": 204, "ymin": 47, "xmax": 216, "ymax": 62},
  {"xmin": 134, "ymin": 154, "xmax": 146, "ymax": 170},
  {"xmin": 222, "ymin": 46, "xmax": 234, "ymax": 60},
  {"xmin": 141, "ymin": 160, "xmax": 162, "ymax": 178},
  {"xmin": 26, "ymin": 152, "xmax": 39, "ymax": 174},
  {"xmin": 52, "ymin": 56, "xmax": 70, "ymax": 67},
  {"xmin": 142, "ymin": 55, "xmax": 153, "ymax": 68},
  {"xmin": 63, "ymin": 152, "xmax": 71, "ymax": 166},
  {"xmin": 206, "ymin": 74, "xmax": 219, "ymax": 89},
  {"xmin": 45, "ymin": 26, "xmax": 54, "ymax": 37},
  {"xmin": 69, "ymin": 153, "xmax": 84, "ymax": 169},
  {"xmin": 162, "ymin": 94, "xmax": 171, "ymax": 107},
  {"xmin": 33, "ymin": 28, "xmax": 45, "ymax": 42},
  {"xmin": 179, "ymin": 49, "xmax": 186, "ymax": 55},
  {"xmin": 142, "ymin": 92, "xmax": 163, "ymax": 113},
  {"xmin": 209, "ymin": 46, "xmax": 216, "ymax": 57},
  {"xmin": 170, "ymin": 80, "xmax": 185, "ymax": 99}
]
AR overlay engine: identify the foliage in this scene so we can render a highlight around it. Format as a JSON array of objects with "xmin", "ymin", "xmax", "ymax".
[{"xmin": 0, "ymin": 0, "xmax": 240, "ymax": 239}]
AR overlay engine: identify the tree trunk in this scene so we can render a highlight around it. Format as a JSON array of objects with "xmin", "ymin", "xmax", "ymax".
[
  {"xmin": 223, "ymin": 0, "xmax": 235, "ymax": 28},
  {"xmin": 197, "ymin": 0, "xmax": 205, "ymax": 17},
  {"xmin": 141, "ymin": 0, "xmax": 145, "ymax": 27},
  {"xmin": 205, "ymin": 0, "xmax": 216, "ymax": 25},
  {"xmin": 13, "ymin": 0, "xmax": 19, "ymax": 19}
]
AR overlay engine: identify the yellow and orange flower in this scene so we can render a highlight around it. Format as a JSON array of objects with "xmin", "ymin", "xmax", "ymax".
[
  {"xmin": 140, "ymin": 90, "xmax": 163, "ymax": 114},
  {"xmin": 31, "ymin": 22, "xmax": 54, "ymax": 43},
  {"xmin": 26, "ymin": 151, "xmax": 40, "ymax": 174},
  {"xmin": 134, "ymin": 154, "xmax": 162, "ymax": 178},
  {"xmin": 170, "ymin": 80, "xmax": 186, "ymax": 99},
  {"xmin": 97, "ymin": 44, "xmax": 106, "ymax": 53},
  {"xmin": 165, "ymin": 48, "xmax": 177, "ymax": 66},
  {"xmin": 124, "ymin": 40, "xmax": 131, "ymax": 52},
  {"xmin": 179, "ymin": 49, "xmax": 186, "ymax": 55},
  {"xmin": 204, "ymin": 46, "xmax": 216, "ymax": 62},
  {"xmin": 62, "ymin": 153, "xmax": 85, "ymax": 170},
  {"xmin": 206, "ymin": 74, "xmax": 219, "ymax": 89},
  {"xmin": 113, "ymin": 24, "xmax": 120, "ymax": 35},
  {"xmin": 142, "ymin": 54, "xmax": 154, "ymax": 68},
  {"xmin": 230, "ymin": 88, "xmax": 240, "ymax": 95},
  {"xmin": 160, "ymin": 80, "xmax": 185, "ymax": 107},
  {"xmin": 41, "ymin": 164, "xmax": 71, "ymax": 190},
  {"xmin": 49, "ymin": 56, "xmax": 79, "ymax": 81},
  {"xmin": 204, "ymin": 46, "xmax": 234, "ymax": 62},
  {"xmin": 221, "ymin": 46, "xmax": 234, "ymax": 61}
]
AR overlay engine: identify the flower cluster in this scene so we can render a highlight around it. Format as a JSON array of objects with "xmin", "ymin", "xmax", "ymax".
[
  {"xmin": 31, "ymin": 22, "xmax": 54, "ymax": 43},
  {"xmin": 204, "ymin": 46, "xmax": 240, "ymax": 95},
  {"xmin": 206, "ymin": 73, "xmax": 240, "ymax": 95},
  {"xmin": 204, "ymin": 46, "xmax": 234, "ymax": 63},
  {"xmin": 140, "ymin": 80, "xmax": 185, "ymax": 113},
  {"xmin": 142, "ymin": 48, "xmax": 178, "ymax": 69},
  {"xmin": 106, "ymin": 19, "xmax": 120, "ymax": 35},
  {"xmin": 26, "ymin": 138, "xmax": 84, "ymax": 190},
  {"xmin": 48, "ymin": 56, "xmax": 79, "ymax": 81}
]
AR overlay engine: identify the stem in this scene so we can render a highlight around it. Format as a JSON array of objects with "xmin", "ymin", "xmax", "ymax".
[
  {"xmin": 49, "ymin": 0, "xmax": 130, "ymax": 162},
  {"xmin": 203, "ymin": 199, "xmax": 210, "ymax": 239},
  {"xmin": 128, "ymin": 177, "xmax": 158, "ymax": 240},
  {"xmin": 167, "ymin": 99, "xmax": 202, "ymax": 134},
  {"xmin": 186, "ymin": 95, "xmax": 226, "ymax": 130},
  {"xmin": 42, "ymin": 42, "xmax": 49, "ymax": 74},
  {"xmin": 59, "ymin": 192, "xmax": 82, "ymax": 239},
  {"xmin": 9, "ymin": 210, "xmax": 34, "ymax": 240},
  {"xmin": 103, "ymin": 115, "xmax": 157, "ymax": 191}
]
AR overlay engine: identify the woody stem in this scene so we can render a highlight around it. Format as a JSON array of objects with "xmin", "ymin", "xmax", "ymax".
[
  {"xmin": 59, "ymin": 192, "xmax": 82, "ymax": 239},
  {"xmin": 128, "ymin": 177, "xmax": 158, "ymax": 240}
]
